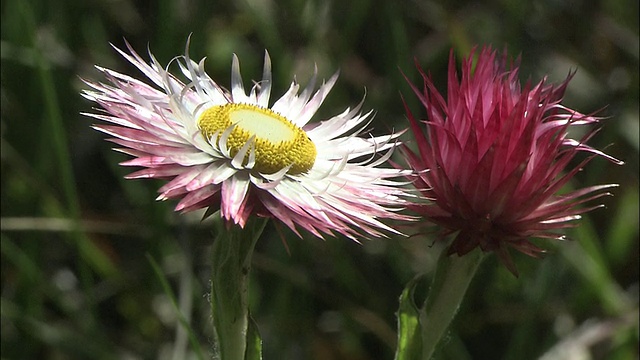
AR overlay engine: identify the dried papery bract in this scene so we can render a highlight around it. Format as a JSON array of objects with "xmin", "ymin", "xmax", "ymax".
[
  {"xmin": 403, "ymin": 47, "xmax": 622, "ymax": 275},
  {"xmin": 82, "ymin": 41, "xmax": 412, "ymax": 240}
]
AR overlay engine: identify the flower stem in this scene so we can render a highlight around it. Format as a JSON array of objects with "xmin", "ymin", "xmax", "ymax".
[
  {"xmin": 210, "ymin": 215, "xmax": 268, "ymax": 360},
  {"xmin": 420, "ymin": 248, "xmax": 485, "ymax": 359}
]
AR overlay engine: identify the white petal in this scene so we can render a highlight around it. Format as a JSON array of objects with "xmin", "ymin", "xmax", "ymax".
[
  {"xmin": 221, "ymin": 173, "xmax": 250, "ymax": 222},
  {"xmin": 231, "ymin": 54, "xmax": 250, "ymax": 103}
]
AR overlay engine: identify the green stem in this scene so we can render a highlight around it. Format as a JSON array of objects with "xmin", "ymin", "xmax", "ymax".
[
  {"xmin": 210, "ymin": 215, "xmax": 268, "ymax": 360},
  {"xmin": 420, "ymin": 248, "xmax": 485, "ymax": 359}
]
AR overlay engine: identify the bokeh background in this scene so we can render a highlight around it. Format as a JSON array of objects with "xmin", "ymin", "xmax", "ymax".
[{"xmin": 1, "ymin": 0, "xmax": 638, "ymax": 359}]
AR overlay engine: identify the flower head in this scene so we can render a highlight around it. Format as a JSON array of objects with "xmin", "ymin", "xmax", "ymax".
[
  {"xmin": 83, "ymin": 40, "xmax": 410, "ymax": 239},
  {"xmin": 403, "ymin": 47, "xmax": 622, "ymax": 275}
]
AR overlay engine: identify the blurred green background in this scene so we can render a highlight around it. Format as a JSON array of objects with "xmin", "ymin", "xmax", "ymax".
[{"xmin": 1, "ymin": 0, "xmax": 638, "ymax": 359}]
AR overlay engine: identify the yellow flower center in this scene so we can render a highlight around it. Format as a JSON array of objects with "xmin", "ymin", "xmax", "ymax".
[{"xmin": 197, "ymin": 103, "xmax": 317, "ymax": 175}]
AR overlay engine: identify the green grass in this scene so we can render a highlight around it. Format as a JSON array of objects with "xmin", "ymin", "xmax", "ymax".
[{"xmin": 1, "ymin": 0, "xmax": 638, "ymax": 359}]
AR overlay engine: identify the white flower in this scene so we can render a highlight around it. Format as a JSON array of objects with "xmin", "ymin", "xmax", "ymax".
[{"xmin": 82, "ymin": 40, "xmax": 411, "ymax": 239}]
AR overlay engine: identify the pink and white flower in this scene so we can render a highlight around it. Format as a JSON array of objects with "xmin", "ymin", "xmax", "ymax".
[
  {"xmin": 402, "ymin": 47, "xmax": 623, "ymax": 275},
  {"xmin": 82, "ymin": 41, "xmax": 410, "ymax": 239}
]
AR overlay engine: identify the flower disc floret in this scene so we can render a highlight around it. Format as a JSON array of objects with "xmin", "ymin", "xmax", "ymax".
[{"xmin": 198, "ymin": 103, "xmax": 317, "ymax": 175}]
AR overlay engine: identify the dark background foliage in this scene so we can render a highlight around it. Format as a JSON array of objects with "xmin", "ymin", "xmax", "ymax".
[{"xmin": 1, "ymin": 0, "xmax": 638, "ymax": 359}]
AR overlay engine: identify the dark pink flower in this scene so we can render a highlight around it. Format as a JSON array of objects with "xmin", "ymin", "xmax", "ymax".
[{"xmin": 403, "ymin": 47, "xmax": 622, "ymax": 275}]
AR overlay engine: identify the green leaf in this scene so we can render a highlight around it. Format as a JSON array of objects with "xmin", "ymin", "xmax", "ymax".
[
  {"xmin": 244, "ymin": 314, "xmax": 263, "ymax": 360},
  {"xmin": 395, "ymin": 275, "xmax": 425, "ymax": 360}
]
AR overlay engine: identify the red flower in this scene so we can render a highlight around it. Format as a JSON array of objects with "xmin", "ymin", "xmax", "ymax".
[{"xmin": 403, "ymin": 47, "xmax": 622, "ymax": 275}]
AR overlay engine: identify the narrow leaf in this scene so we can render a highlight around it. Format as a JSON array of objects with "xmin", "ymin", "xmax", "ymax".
[{"xmin": 395, "ymin": 275, "xmax": 426, "ymax": 360}]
